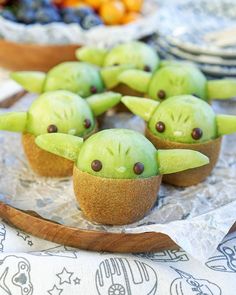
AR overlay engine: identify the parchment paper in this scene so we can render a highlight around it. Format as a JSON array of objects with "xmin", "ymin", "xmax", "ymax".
[{"xmin": 0, "ymin": 93, "xmax": 235, "ymax": 262}]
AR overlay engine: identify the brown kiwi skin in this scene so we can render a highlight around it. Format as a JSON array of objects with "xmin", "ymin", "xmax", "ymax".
[
  {"xmin": 145, "ymin": 127, "xmax": 222, "ymax": 187},
  {"xmin": 22, "ymin": 133, "xmax": 74, "ymax": 177},
  {"xmin": 22, "ymin": 125, "xmax": 98, "ymax": 177},
  {"xmin": 73, "ymin": 167, "xmax": 162, "ymax": 225}
]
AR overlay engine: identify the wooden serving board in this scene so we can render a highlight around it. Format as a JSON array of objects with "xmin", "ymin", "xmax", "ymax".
[
  {"xmin": 0, "ymin": 39, "xmax": 80, "ymax": 71},
  {"xmin": 0, "ymin": 201, "xmax": 235, "ymax": 253}
]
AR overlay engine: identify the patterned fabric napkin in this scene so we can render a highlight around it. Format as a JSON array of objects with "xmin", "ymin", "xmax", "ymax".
[{"xmin": 0, "ymin": 219, "xmax": 234, "ymax": 295}]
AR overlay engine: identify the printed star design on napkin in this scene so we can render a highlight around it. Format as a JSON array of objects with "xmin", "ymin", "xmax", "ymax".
[
  {"xmin": 28, "ymin": 240, "xmax": 33, "ymax": 246},
  {"xmin": 17, "ymin": 231, "xmax": 30, "ymax": 241},
  {"xmin": 74, "ymin": 277, "xmax": 81, "ymax": 285},
  {"xmin": 47, "ymin": 284, "xmax": 63, "ymax": 295},
  {"xmin": 56, "ymin": 267, "xmax": 73, "ymax": 285}
]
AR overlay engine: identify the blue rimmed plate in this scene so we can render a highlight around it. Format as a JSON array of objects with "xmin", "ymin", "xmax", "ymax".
[{"xmin": 157, "ymin": 0, "xmax": 236, "ymax": 57}]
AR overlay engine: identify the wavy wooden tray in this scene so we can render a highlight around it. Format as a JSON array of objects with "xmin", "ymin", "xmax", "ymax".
[
  {"xmin": 0, "ymin": 202, "xmax": 235, "ymax": 253},
  {"xmin": 0, "ymin": 39, "xmax": 80, "ymax": 71}
]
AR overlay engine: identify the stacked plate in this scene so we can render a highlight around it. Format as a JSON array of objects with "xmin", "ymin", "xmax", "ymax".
[{"xmin": 153, "ymin": 0, "xmax": 236, "ymax": 77}]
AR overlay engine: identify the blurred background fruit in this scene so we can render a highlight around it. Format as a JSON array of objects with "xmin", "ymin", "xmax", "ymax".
[
  {"xmin": 84, "ymin": 0, "xmax": 108, "ymax": 10},
  {"xmin": 0, "ymin": 0, "xmax": 144, "ymax": 26},
  {"xmin": 123, "ymin": 0, "xmax": 143, "ymax": 12},
  {"xmin": 121, "ymin": 11, "xmax": 141, "ymax": 24},
  {"xmin": 100, "ymin": 0, "xmax": 125, "ymax": 25}
]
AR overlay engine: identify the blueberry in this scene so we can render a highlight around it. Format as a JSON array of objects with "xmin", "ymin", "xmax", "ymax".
[
  {"xmin": 74, "ymin": 6, "xmax": 94, "ymax": 19},
  {"xmin": 35, "ymin": 7, "xmax": 61, "ymax": 24},
  {"xmin": 81, "ymin": 14, "xmax": 103, "ymax": 30},
  {"xmin": 1, "ymin": 10, "xmax": 17, "ymax": 22},
  {"xmin": 61, "ymin": 8, "xmax": 81, "ymax": 24},
  {"xmin": 63, "ymin": 12, "xmax": 81, "ymax": 24},
  {"xmin": 17, "ymin": 7, "xmax": 36, "ymax": 24},
  {"xmin": 19, "ymin": 0, "xmax": 34, "ymax": 7},
  {"xmin": 21, "ymin": 0, "xmax": 54, "ymax": 10}
]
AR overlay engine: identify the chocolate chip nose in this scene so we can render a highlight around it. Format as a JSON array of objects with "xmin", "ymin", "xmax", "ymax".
[{"xmin": 15, "ymin": 273, "xmax": 27, "ymax": 285}]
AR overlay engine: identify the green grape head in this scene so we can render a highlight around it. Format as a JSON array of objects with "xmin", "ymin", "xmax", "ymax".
[
  {"xmin": 76, "ymin": 41, "xmax": 160, "ymax": 89},
  {"xmin": 11, "ymin": 62, "xmax": 105, "ymax": 98},
  {"xmin": 121, "ymin": 95, "xmax": 236, "ymax": 143},
  {"xmin": 119, "ymin": 63, "xmax": 236, "ymax": 101},
  {"xmin": 0, "ymin": 90, "xmax": 121, "ymax": 137},
  {"xmin": 35, "ymin": 129, "xmax": 209, "ymax": 179},
  {"xmin": 76, "ymin": 41, "xmax": 159, "ymax": 70}
]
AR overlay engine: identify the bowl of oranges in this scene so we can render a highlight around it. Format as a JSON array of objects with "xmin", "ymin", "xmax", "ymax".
[{"xmin": 0, "ymin": 0, "xmax": 159, "ymax": 71}]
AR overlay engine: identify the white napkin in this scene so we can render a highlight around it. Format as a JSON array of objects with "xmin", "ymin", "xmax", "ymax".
[{"xmin": 0, "ymin": 219, "xmax": 235, "ymax": 294}]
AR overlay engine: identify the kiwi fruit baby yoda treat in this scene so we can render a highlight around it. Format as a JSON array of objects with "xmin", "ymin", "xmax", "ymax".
[
  {"xmin": 0, "ymin": 90, "xmax": 121, "ymax": 177},
  {"xmin": 35, "ymin": 129, "xmax": 209, "ymax": 225},
  {"xmin": 122, "ymin": 95, "xmax": 236, "ymax": 186},
  {"xmin": 11, "ymin": 62, "xmax": 105, "ymax": 98},
  {"xmin": 76, "ymin": 41, "xmax": 160, "ymax": 95},
  {"xmin": 119, "ymin": 62, "xmax": 236, "ymax": 102}
]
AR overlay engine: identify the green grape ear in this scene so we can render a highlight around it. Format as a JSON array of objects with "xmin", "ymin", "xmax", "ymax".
[
  {"xmin": 86, "ymin": 91, "xmax": 121, "ymax": 116},
  {"xmin": 75, "ymin": 47, "xmax": 108, "ymax": 67},
  {"xmin": 216, "ymin": 115, "xmax": 236, "ymax": 136},
  {"xmin": 100, "ymin": 65, "xmax": 135, "ymax": 89},
  {"xmin": 121, "ymin": 96, "xmax": 159, "ymax": 121},
  {"xmin": 207, "ymin": 79, "xmax": 236, "ymax": 100},
  {"xmin": 35, "ymin": 133, "xmax": 83, "ymax": 162},
  {"xmin": 156, "ymin": 149, "xmax": 209, "ymax": 175},
  {"xmin": 118, "ymin": 69, "xmax": 152, "ymax": 93},
  {"xmin": 10, "ymin": 71, "xmax": 46, "ymax": 93},
  {"xmin": 0, "ymin": 112, "xmax": 27, "ymax": 132}
]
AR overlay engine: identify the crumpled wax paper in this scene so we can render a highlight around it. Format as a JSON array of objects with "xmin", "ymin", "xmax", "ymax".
[
  {"xmin": 0, "ymin": 0, "xmax": 160, "ymax": 46},
  {"xmin": 0, "ymin": 93, "xmax": 235, "ymax": 262}
]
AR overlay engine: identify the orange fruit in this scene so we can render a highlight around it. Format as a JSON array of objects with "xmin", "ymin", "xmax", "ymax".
[
  {"xmin": 84, "ymin": 0, "xmax": 108, "ymax": 10},
  {"xmin": 122, "ymin": 12, "xmax": 141, "ymax": 24},
  {"xmin": 100, "ymin": 0, "xmax": 126, "ymax": 25},
  {"xmin": 122, "ymin": 0, "xmax": 143, "ymax": 12},
  {"xmin": 62, "ymin": 0, "xmax": 85, "ymax": 7}
]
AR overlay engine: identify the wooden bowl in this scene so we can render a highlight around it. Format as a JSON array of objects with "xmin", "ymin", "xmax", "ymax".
[
  {"xmin": 0, "ymin": 39, "xmax": 80, "ymax": 71},
  {"xmin": 0, "ymin": 201, "xmax": 235, "ymax": 253},
  {"xmin": 145, "ymin": 127, "xmax": 222, "ymax": 187}
]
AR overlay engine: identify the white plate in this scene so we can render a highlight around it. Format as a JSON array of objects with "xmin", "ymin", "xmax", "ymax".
[
  {"xmin": 157, "ymin": 0, "xmax": 236, "ymax": 57},
  {"xmin": 157, "ymin": 37, "xmax": 236, "ymax": 66},
  {"xmin": 153, "ymin": 39, "xmax": 236, "ymax": 77}
]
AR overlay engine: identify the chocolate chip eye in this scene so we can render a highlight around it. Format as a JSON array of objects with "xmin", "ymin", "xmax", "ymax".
[
  {"xmin": 84, "ymin": 118, "xmax": 91, "ymax": 129},
  {"xmin": 47, "ymin": 124, "xmax": 58, "ymax": 133},
  {"xmin": 143, "ymin": 65, "xmax": 151, "ymax": 72},
  {"xmin": 90, "ymin": 86, "xmax": 97, "ymax": 94},
  {"xmin": 91, "ymin": 160, "xmax": 102, "ymax": 172},
  {"xmin": 157, "ymin": 90, "xmax": 166, "ymax": 100},
  {"xmin": 191, "ymin": 128, "xmax": 203, "ymax": 140},
  {"xmin": 156, "ymin": 121, "xmax": 165, "ymax": 133},
  {"xmin": 133, "ymin": 162, "xmax": 144, "ymax": 175}
]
